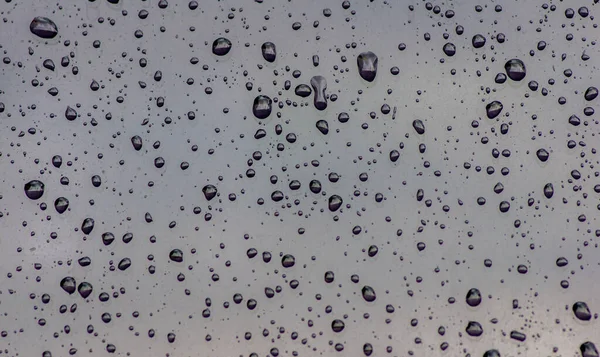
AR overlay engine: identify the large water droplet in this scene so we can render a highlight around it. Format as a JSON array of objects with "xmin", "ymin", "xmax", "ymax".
[
  {"xmin": 357, "ymin": 52, "xmax": 378, "ymax": 82},
  {"xmin": 465, "ymin": 321, "xmax": 483, "ymax": 337},
  {"xmin": 212, "ymin": 37, "xmax": 232, "ymax": 56},
  {"xmin": 281, "ymin": 254, "xmax": 295, "ymax": 268},
  {"xmin": 77, "ymin": 282, "xmax": 93, "ymax": 298},
  {"xmin": 30, "ymin": 17, "xmax": 58, "ymax": 39},
  {"xmin": 54, "ymin": 197, "xmax": 69, "ymax": 214},
  {"xmin": 24, "ymin": 180, "xmax": 45, "ymax": 200},
  {"xmin": 261, "ymin": 42, "xmax": 276, "ymax": 62},
  {"xmin": 81, "ymin": 218, "xmax": 95, "ymax": 234},
  {"xmin": 486, "ymin": 101, "xmax": 503, "ymax": 119},
  {"xmin": 328, "ymin": 194, "xmax": 343, "ymax": 212},
  {"xmin": 465, "ymin": 288, "xmax": 482, "ymax": 307},
  {"xmin": 169, "ymin": 249, "xmax": 183, "ymax": 262},
  {"xmin": 361, "ymin": 286, "xmax": 376, "ymax": 302},
  {"xmin": 202, "ymin": 184, "xmax": 218, "ymax": 200},
  {"xmin": 581, "ymin": 342, "xmax": 599, "ymax": 357},
  {"xmin": 294, "ymin": 84, "xmax": 312, "ymax": 98},
  {"xmin": 310, "ymin": 75, "xmax": 327, "ymax": 110},
  {"xmin": 412, "ymin": 119, "xmax": 425, "ymax": 134},
  {"xmin": 572, "ymin": 301, "xmax": 592, "ymax": 321},
  {"xmin": 131, "ymin": 135, "xmax": 143, "ymax": 151},
  {"xmin": 60, "ymin": 277, "xmax": 76, "ymax": 295},
  {"xmin": 252, "ymin": 95, "xmax": 272, "ymax": 119},
  {"xmin": 584, "ymin": 86, "xmax": 598, "ymax": 101},
  {"xmin": 504, "ymin": 59, "xmax": 526, "ymax": 81},
  {"xmin": 65, "ymin": 106, "xmax": 77, "ymax": 121}
]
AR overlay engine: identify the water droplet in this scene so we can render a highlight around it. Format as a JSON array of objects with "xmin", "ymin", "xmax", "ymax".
[
  {"xmin": 310, "ymin": 75, "xmax": 327, "ymax": 110},
  {"xmin": 212, "ymin": 37, "xmax": 232, "ymax": 56},
  {"xmin": 60, "ymin": 277, "xmax": 76, "ymax": 295},
  {"xmin": 52, "ymin": 155, "xmax": 62, "ymax": 168},
  {"xmin": 465, "ymin": 288, "xmax": 482, "ymax": 307},
  {"xmin": 581, "ymin": 342, "xmax": 599, "ymax": 357},
  {"xmin": 412, "ymin": 119, "xmax": 425, "ymax": 134},
  {"xmin": 65, "ymin": 106, "xmax": 77, "ymax": 121},
  {"xmin": 202, "ymin": 184, "xmax": 218, "ymax": 200},
  {"xmin": 54, "ymin": 197, "xmax": 69, "ymax": 214},
  {"xmin": 316, "ymin": 120, "xmax": 329, "ymax": 134},
  {"xmin": 536, "ymin": 148, "xmax": 549, "ymax": 162},
  {"xmin": 77, "ymin": 282, "xmax": 93, "ymax": 298},
  {"xmin": 261, "ymin": 42, "xmax": 276, "ymax": 62},
  {"xmin": 24, "ymin": 180, "xmax": 45, "ymax": 200},
  {"xmin": 543, "ymin": 183, "xmax": 554, "ymax": 198},
  {"xmin": 486, "ymin": 101, "xmax": 503, "ymax": 119},
  {"xmin": 573, "ymin": 301, "xmax": 592, "ymax": 321},
  {"xmin": 294, "ymin": 84, "xmax": 312, "ymax": 97},
  {"xmin": 472, "ymin": 34, "xmax": 486, "ymax": 48},
  {"xmin": 443, "ymin": 43, "xmax": 456, "ymax": 56},
  {"xmin": 43, "ymin": 59, "xmax": 55, "ymax": 71},
  {"xmin": 465, "ymin": 321, "xmax": 483, "ymax": 337},
  {"xmin": 584, "ymin": 87, "xmax": 598, "ymax": 101},
  {"xmin": 357, "ymin": 52, "xmax": 378, "ymax": 82},
  {"xmin": 483, "ymin": 349, "xmax": 501, "ymax": 357},
  {"xmin": 81, "ymin": 218, "xmax": 95, "ymax": 234},
  {"xmin": 281, "ymin": 254, "xmax": 295, "ymax": 268},
  {"xmin": 328, "ymin": 195, "xmax": 343, "ymax": 212},
  {"xmin": 252, "ymin": 95, "xmax": 272, "ymax": 119},
  {"xmin": 331, "ymin": 319, "xmax": 345, "ymax": 332},
  {"xmin": 504, "ymin": 59, "xmax": 526, "ymax": 81},
  {"xmin": 30, "ymin": 17, "xmax": 58, "ymax": 39},
  {"xmin": 361, "ymin": 285, "xmax": 376, "ymax": 302},
  {"xmin": 169, "ymin": 249, "xmax": 183, "ymax": 262}
]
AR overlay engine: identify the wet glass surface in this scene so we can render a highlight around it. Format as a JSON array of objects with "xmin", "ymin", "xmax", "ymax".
[{"xmin": 0, "ymin": 0, "xmax": 599, "ymax": 356}]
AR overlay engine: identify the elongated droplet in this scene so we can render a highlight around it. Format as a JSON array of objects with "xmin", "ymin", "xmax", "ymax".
[
  {"xmin": 361, "ymin": 286, "xmax": 376, "ymax": 302},
  {"xmin": 572, "ymin": 301, "xmax": 592, "ymax": 321},
  {"xmin": 261, "ymin": 42, "xmax": 276, "ymax": 62},
  {"xmin": 310, "ymin": 75, "xmax": 327, "ymax": 111},
  {"xmin": 30, "ymin": 17, "xmax": 58, "ymax": 39},
  {"xmin": 357, "ymin": 52, "xmax": 378, "ymax": 82},
  {"xmin": 328, "ymin": 194, "xmax": 343, "ymax": 212}
]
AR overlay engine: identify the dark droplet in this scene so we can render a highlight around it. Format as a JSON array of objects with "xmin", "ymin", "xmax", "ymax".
[
  {"xmin": 465, "ymin": 288, "xmax": 482, "ymax": 307},
  {"xmin": 252, "ymin": 95, "xmax": 272, "ymax": 119},
  {"xmin": 412, "ymin": 119, "xmax": 425, "ymax": 134},
  {"xmin": 361, "ymin": 285, "xmax": 376, "ymax": 302},
  {"xmin": 294, "ymin": 84, "xmax": 312, "ymax": 98},
  {"xmin": 24, "ymin": 180, "xmax": 45, "ymax": 200},
  {"xmin": 281, "ymin": 254, "xmax": 295, "ymax": 268},
  {"xmin": 77, "ymin": 282, "xmax": 93, "ymax": 299},
  {"xmin": 536, "ymin": 148, "xmax": 549, "ymax": 162},
  {"xmin": 310, "ymin": 75, "xmax": 327, "ymax": 111},
  {"xmin": 30, "ymin": 17, "xmax": 58, "ymax": 39},
  {"xmin": 60, "ymin": 277, "xmax": 76, "ymax": 294},
  {"xmin": 261, "ymin": 42, "xmax": 276, "ymax": 62},
  {"xmin": 572, "ymin": 301, "xmax": 592, "ymax": 321},
  {"xmin": 465, "ymin": 321, "xmax": 483, "ymax": 337},
  {"xmin": 65, "ymin": 106, "xmax": 77, "ymax": 121},
  {"xmin": 54, "ymin": 197, "xmax": 69, "ymax": 214},
  {"xmin": 357, "ymin": 52, "xmax": 378, "ymax": 82},
  {"xmin": 212, "ymin": 37, "xmax": 232, "ymax": 56},
  {"xmin": 504, "ymin": 59, "xmax": 526, "ymax": 81},
  {"xmin": 328, "ymin": 194, "xmax": 343, "ymax": 212},
  {"xmin": 202, "ymin": 184, "xmax": 218, "ymax": 201},
  {"xmin": 486, "ymin": 101, "xmax": 503, "ymax": 119},
  {"xmin": 580, "ymin": 342, "xmax": 599, "ymax": 357}
]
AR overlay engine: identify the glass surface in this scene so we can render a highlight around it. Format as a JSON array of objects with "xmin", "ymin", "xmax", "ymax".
[{"xmin": 1, "ymin": 0, "xmax": 599, "ymax": 356}]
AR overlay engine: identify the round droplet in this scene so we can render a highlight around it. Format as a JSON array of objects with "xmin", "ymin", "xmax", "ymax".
[
  {"xmin": 465, "ymin": 288, "xmax": 482, "ymax": 307},
  {"xmin": 60, "ymin": 277, "xmax": 76, "ymax": 295},
  {"xmin": 52, "ymin": 155, "xmax": 62, "ymax": 168},
  {"xmin": 281, "ymin": 254, "xmax": 295, "ymax": 268},
  {"xmin": 295, "ymin": 84, "xmax": 312, "ymax": 97},
  {"xmin": 252, "ymin": 95, "xmax": 272, "ymax": 119},
  {"xmin": 169, "ymin": 249, "xmax": 183, "ymax": 262},
  {"xmin": 212, "ymin": 38, "xmax": 232, "ymax": 56},
  {"xmin": 30, "ymin": 17, "xmax": 58, "ymax": 39},
  {"xmin": 443, "ymin": 43, "xmax": 456, "ymax": 56},
  {"xmin": 65, "ymin": 106, "xmax": 77, "ymax": 121},
  {"xmin": 483, "ymin": 349, "xmax": 501, "ymax": 357},
  {"xmin": 504, "ymin": 59, "xmax": 526, "ymax": 81},
  {"xmin": 202, "ymin": 185, "xmax": 217, "ymax": 201},
  {"xmin": 357, "ymin": 52, "xmax": 378, "ymax": 82},
  {"xmin": 331, "ymin": 319, "xmax": 345, "ymax": 332},
  {"xmin": 328, "ymin": 195, "xmax": 343, "ymax": 212},
  {"xmin": 261, "ymin": 42, "xmax": 276, "ymax": 62},
  {"xmin": 54, "ymin": 197, "xmax": 69, "ymax": 214},
  {"xmin": 584, "ymin": 87, "xmax": 598, "ymax": 101},
  {"xmin": 536, "ymin": 148, "xmax": 549, "ymax": 162},
  {"xmin": 472, "ymin": 34, "xmax": 486, "ymax": 48},
  {"xmin": 573, "ymin": 301, "xmax": 592, "ymax": 321},
  {"xmin": 361, "ymin": 285, "xmax": 376, "ymax": 302},
  {"xmin": 580, "ymin": 342, "xmax": 599, "ymax": 357},
  {"xmin": 77, "ymin": 282, "xmax": 93, "ymax": 299},
  {"xmin": 543, "ymin": 183, "xmax": 554, "ymax": 198},
  {"xmin": 24, "ymin": 180, "xmax": 45, "ymax": 200},
  {"xmin": 486, "ymin": 101, "xmax": 503, "ymax": 119},
  {"xmin": 465, "ymin": 321, "xmax": 483, "ymax": 337}
]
